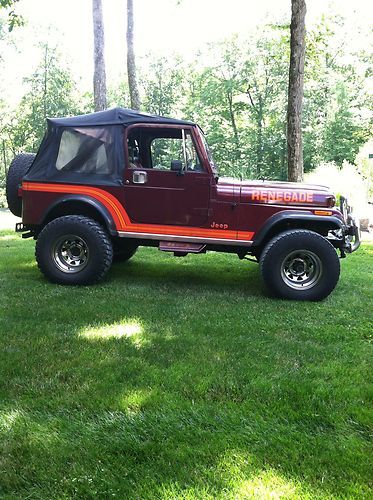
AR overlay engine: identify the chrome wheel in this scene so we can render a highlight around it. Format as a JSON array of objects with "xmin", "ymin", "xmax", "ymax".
[
  {"xmin": 52, "ymin": 234, "xmax": 89, "ymax": 273},
  {"xmin": 281, "ymin": 249, "xmax": 322, "ymax": 290}
]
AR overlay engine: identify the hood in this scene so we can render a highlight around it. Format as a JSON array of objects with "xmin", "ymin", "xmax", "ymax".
[{"xmin": 217, "ymin": 177, "xmax": 336, "ymax": 208}]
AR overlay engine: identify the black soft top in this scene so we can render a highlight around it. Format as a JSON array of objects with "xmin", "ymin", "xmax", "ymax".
[
  {"xmin": 48, "ymin": 107, "xmax": 195, "ymax": 127},
  {"xmin": 25, "ymin": 108, "xmax": 195, "ymax": 186}
]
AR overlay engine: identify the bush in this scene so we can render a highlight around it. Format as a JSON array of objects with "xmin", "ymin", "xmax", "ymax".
[
  {"xmin": 305, "ymin": 161, "xmax": 369, "ymax": 218},
  {"xmin": 355, "ymin": 139, "xmax": 373, "ymax": 202},
  {"xmin": 0, "ymin": 188, "xmax": 6, "ymax": 208}
]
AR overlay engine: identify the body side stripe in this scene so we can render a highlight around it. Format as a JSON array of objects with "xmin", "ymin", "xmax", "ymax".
[{"xmin": 22, "ymin": 182, "xmax": 255, "ymax": 241}]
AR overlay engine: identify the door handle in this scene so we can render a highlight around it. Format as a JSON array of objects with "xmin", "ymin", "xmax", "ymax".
[{"xmin": 132, "ymin": 171, "xmax": 148, "ymax": 184}]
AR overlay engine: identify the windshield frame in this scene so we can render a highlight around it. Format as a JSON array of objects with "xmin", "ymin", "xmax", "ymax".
[{"xmin": 197, "ymin": 126, "xmax": 218, "ymax": 175}]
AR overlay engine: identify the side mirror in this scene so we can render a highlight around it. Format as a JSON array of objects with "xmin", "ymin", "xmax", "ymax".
[{"xmin": 171, "ymin": 160, "xmax": 183, "ymax": 172}]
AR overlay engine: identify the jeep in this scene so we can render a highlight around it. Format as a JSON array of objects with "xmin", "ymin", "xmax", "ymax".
[{"xmin": 6, "ymin": 107, "xmax": 360, "ymax": 300}]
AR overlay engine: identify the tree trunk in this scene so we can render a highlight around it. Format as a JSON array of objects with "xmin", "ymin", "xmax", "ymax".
[
  {"xmin": 257, "ymin": 116, "xmax": 263, "ymax": 178},
  {"xmin": 43, "ymin": 44, "xmax": 48, "ymax": 119},
  {"xmin": 287, "ymin": 0, "xmax": 306, "ymax": 182},
  {"xmin": 281, "ymin": 120, "xmax": 287, "ymax": 180},
  {"xmin": 127, "ymin": 0, "xmax": 141, "ymax": 110},
  {"xmin": 227, "ymin": 91, "xmax": 240, "ymax": 151},
  {"xmin": 92, "ymin": 0, "xmax": 107, "ymax": 111},
  {"xmin": 256, "ymin": 95, "xmax": 264, "ymax": 177}
]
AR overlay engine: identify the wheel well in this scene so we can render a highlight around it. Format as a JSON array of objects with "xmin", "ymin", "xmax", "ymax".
[
  {"xmin": 42, "ymin": 200, "xmax": 116, "ymax": 235},
  {"xmin": 252, "ymin": 219, "xmax": 338, "ymax": 257}
]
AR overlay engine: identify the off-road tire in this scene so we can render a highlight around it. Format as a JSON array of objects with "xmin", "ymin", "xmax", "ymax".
[
  {"xmin": 260, "ymin": 229, "xmax": 340, "ymax": 301},
  {"xmin": 6, "ymin": 153, "xmax": 36, "ymax": 216},
  {"xmin": 35, "ymin": 215, "xmax": 113, "ymax": 285},
  {"xmin": 112, "ymin": 239, "xmax": 138, "ymax": 263}
]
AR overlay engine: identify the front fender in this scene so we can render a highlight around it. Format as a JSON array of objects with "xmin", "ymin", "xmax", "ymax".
[{"xmin": 252, "ymin": 210, "xmax": 344, "ymax": 247}]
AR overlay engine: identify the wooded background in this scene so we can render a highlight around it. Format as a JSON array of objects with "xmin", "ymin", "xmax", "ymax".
[{"xmin": 0, "ymin": 1, "xmax": 371, "ymax": 206}]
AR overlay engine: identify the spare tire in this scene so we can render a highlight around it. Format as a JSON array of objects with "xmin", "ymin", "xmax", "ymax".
[{"xmin": 6, "ymin": 153, "xmax": 36, "ymax": 216}]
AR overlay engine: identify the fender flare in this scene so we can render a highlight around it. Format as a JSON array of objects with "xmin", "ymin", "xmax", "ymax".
[
  {"xmin": 252, "ymin": 210, "xmax": 344, "ymax": 247},
  {"xmin": 41, "ymin": 195, "xmax": 117, "ymax": 235}
]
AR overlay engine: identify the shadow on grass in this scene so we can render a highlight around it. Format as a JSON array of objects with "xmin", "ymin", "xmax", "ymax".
[
  {"xmin": 111, "ymin": 250, "xmax": 264, "ymax": 292},
  {"xmin": 0, "ymin": 235, "xmax": 371, "ymax": 498}
]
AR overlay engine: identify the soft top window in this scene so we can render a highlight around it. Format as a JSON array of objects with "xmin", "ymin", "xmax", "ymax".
[
  {"xmin": 56, "ymin": 127, "xmax": 112, "ymax": 174},
  {"xmin": 25, "ymin": 123, "xmax": 124, "ymax": 186}
]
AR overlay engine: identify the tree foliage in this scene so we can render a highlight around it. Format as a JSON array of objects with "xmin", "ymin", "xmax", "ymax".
[
  {"xmin": 0, "ymin": 0, "xmax": 23, "ymax": 31},
  {"xmin": 3, "ymin": 42, "xmax": 79, "ymax": 156},
  {"xmin": 0, "ymin": 12, "xmax": 371, "ymax": 205}
]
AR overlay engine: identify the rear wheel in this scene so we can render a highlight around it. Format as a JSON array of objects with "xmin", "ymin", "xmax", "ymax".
[
  {"xmin": 36, "ymin": 215, "xmax": 113, "ymax": 285},
  {"xmin": 6, "ymin": 153, "xmax": 36, "ymax": 216},
  {"xmin": 260, "ymin": 230, "xmax": 340, "ymax": 301}
]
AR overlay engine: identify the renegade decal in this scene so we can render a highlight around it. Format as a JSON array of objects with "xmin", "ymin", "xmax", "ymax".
[
  {"xmin": 22, "ymin": 182, "xmax": 255, "ymax": 242},
  {"xmin": 251, "ymin": 190, "xmax": 313, "ymax": 203}
]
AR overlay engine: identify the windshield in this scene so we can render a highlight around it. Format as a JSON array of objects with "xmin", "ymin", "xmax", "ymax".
[{"xmin": 197, "ymin": 127, "xmax": 218, "ymax": 174}]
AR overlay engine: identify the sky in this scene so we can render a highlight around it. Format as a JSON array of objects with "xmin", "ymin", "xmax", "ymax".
[{"xmin": 1, "ymin": 0, "xmax": 372, "ymax": 104}]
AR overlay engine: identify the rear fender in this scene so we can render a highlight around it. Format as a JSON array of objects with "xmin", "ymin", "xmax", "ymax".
[{"xmin": 41, "ymin": 195, "xmax": 117, "ymax": 235}]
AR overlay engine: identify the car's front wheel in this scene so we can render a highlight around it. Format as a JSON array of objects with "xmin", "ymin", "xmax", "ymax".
[
  {"xmin": 260, "ymin": 229, "xmax": 340, "ymax": 301},
  {"xmin": 36, "ymin": 215, "xmax": 113, "ymax": 285}
]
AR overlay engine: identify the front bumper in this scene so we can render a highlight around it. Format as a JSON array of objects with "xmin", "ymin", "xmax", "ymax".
[{"xmin": 340, "ymin": 196, "xmax": 361, "ymax": 253}]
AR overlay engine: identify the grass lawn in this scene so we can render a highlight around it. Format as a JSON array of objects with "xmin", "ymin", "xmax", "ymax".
[{"xmin": 0, "ymin": 230, "xmax": 372, "ymax": 498}]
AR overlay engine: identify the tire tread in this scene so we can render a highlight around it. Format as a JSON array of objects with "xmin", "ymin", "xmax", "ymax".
[
  {"xmin": 35, "ymin": 215, "xmax": 113, "ymax": 285},
  {"xmin": 260, "ymin": 229, "xmax": 340, "ymax": 300},
  {"xmin": 6, "ymin": 153, "xmax": 36, "ymax": 216}
]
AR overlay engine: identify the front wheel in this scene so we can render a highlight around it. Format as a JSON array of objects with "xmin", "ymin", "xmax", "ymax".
[
  {"xmin": 35, "ymin": 215, "xmax": 113, "ymax": 285},
  {"xmin": 260, "ymin": 230, "xmax": 340, "ymax": 301}
]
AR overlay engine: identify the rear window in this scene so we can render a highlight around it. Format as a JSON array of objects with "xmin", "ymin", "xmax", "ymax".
[{"xmin": 56, "ymin": 128, "xmax": 112, "ymax": 174}]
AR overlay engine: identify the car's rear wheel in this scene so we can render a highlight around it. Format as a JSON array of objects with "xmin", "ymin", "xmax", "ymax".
[
  {"xmin": 36, "ymin": 215, "xmax": 113, "ymax": 285},
  {"xmin": 6, "ymin": 153, "xmax": 36, "ymax": 216},
  {"xmin": 260, "ymin": 229, "xmax": 340, "ymax": 301}
]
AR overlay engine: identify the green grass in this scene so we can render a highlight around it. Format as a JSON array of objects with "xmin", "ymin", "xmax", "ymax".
[{"xmin": 0, "ymin": 230, "xmax": 372, "ymax": 499}]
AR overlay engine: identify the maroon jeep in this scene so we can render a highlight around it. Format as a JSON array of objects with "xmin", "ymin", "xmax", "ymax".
[{"xmin": 6, "ymin": 107, "xmax": 360, "ymax": 300}]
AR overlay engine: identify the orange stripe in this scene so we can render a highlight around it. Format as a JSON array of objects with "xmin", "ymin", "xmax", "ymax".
[
  {"xmin": 22, "ymin": 182, "xmax": 255, "ymax": 242},
  {"xmin": 237, "ymin": 231, "xmax": 255, "ymax": 240},
  {"xmin": 23, "ymin": 182, "xmax": 127, "ymax": 229}
]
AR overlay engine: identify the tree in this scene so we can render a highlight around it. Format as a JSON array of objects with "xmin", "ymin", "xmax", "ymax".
[
  {"xmin": 6, "ymin": 42, "xmax": 78, "ymax": 153},
  {"xmin": 287, "ymin": 0, "xmax": 306, "ymax": 182},
  {"xmin": 242, "ymin": 29, "xmax": 289, "ymax": 179},
  {"xmin": 142, "ymin": 55, "xmax": 184, "ymax": 116},
  {"xmin": 92, "ymin": 0, "xmax": 107, "ymax": 111},
  {"xmin": 126, "ymin": 0, "xmax": 141, "ymax": 110},
  {"xmin": 322, "ymin": 82, "xmax": 367, "ymax": 164},
  {"xmin": 183, "ymin": 31, "xmax": 289, "ymax": 179},
  {"xmin": 302, "ymin": 15, "xmax": 371, "ymax": 172},
  {"xmin": 0, "ymin": 0, "xmax": 23, "ymax": 31}
]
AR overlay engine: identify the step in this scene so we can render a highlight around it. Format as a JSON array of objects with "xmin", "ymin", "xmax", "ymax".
[{"xmin": 159, "ymin": 241, "xmax": 206, "ymax": 254}]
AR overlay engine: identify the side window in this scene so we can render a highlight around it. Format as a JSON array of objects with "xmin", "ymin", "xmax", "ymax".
[
  {"xmin": 151, "ymin": 138, "xmax": 183, "ymax": 170},
  {"xmin": 150, "ymin": 130, "xmax": 203, "ymax": 172}
]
